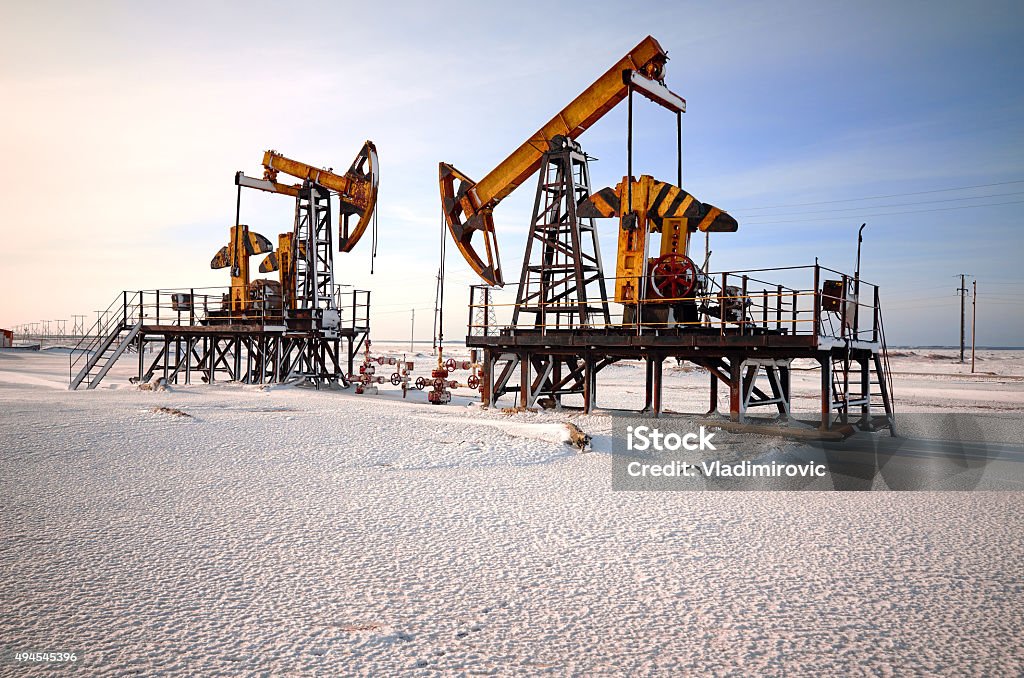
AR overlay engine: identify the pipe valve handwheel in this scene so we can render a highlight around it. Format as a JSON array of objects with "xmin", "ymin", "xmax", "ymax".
[{"xmin": 649, "ymin": 253, "xmax": 697, "ymax": 301}]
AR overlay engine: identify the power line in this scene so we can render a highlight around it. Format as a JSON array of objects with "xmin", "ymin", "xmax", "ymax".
[
  {"xmin": 743, "ymin": 199, "xmax": 1024, "ymax": 225},
  {"xmin": 884, "ymin": 301, "xmax": 958, "ymax": 310},
  {"xmin": 885, "ymin": 295, "xmax": 960, "ymax": 304},
  {"xmin": 373, "ymin": 306, "xmax": 434, "ymax": 316},
  {"xmin": 733, "ymin": 190, "xmax": 1024, "ymax": 218},
  {"xmin": 732, "ymin": 179, "xmax": 1024, "ymax": 211}
]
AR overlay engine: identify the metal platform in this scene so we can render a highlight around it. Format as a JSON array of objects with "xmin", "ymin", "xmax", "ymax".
[
  {"xmin": 69, "ymin": 287, "xmax": 370, "ymax": 389},
  {"xmin": 466, "ymin": 263, "xmax": 896, "ymax": 435}
]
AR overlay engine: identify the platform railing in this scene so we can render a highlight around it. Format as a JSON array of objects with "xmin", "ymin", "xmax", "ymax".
[
  {"xmin": 69, "ymin": 287, "xmax": 373, "ymax": 385},
  {"xmin": 466, "ymin": 263, "xmax": 882, "ymax": 344},
  {"xmin": 347, "ymin": 289, "xmax": 371, "ymax": 331},
  {"xmin": 81, "ymin": 287, "xmax": 373, "ymax": 332}
]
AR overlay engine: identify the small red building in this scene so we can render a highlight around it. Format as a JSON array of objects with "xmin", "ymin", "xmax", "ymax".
[{"xmin": 0, "ymin": 328, "xmax": 13, "ymax": 348}]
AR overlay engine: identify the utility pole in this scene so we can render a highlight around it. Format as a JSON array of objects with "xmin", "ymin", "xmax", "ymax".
[
  {"xmin": 971, "ymin": 280, "xmax": 977, "ymax": 374},
  {"xmin": 956, "ymin": 273, "xmax": 970, "ymax": 363},
  {"xmin": 410, "ymin": 309, "xmax": 415, "ymax": 353}
]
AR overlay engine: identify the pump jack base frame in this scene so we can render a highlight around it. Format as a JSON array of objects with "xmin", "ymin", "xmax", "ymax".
[
  {"xmin": 132, "ymin": 324, "xmax": 368, "ymax": 388},
  {"xmin": 469, "ymin": 327, "xmax": 896, "ymax": 437}
]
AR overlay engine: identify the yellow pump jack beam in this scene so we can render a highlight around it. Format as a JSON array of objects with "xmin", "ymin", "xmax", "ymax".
[
  {"xmin": 235, "ymin": 140, "xmax": 379, "ymax": 253},
  {"xmin": 440, "ymin": 35, "xmax": 739, "ymax": 301},
  {"xmin": 439, "ymin": 36, "xmax": 687, "ymax": 287},
  {"xmin": 234, "ymin": 141, "xmax": 379, "ymax": 305}
]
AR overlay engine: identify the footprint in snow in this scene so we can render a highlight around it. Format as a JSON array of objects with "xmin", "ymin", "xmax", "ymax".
[
  {"xmin": 417, "ymin": 603, "xmax": 507, "ymax": 666},
  {"xmin": 455, "ymin": 623, "xmax": 483, "ymax": 639}
]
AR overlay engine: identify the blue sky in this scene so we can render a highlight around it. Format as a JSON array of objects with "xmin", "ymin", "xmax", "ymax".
[{"xmin": 1, "ymin": 1, "xmax": 1022, "ymax": 345}]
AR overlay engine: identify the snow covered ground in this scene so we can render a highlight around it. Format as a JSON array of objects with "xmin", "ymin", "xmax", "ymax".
[{"xmin": 1, "ymin": 347, "xmax": 1022, "ymax": 675}]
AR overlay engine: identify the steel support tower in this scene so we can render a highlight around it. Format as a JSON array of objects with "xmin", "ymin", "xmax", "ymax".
[
  {"xmin": 294, "ymin": 183, "xmax": 336, "ymax": 311},
  {"xmin": 512, "ymin": 136, "xmax": 610, "ymax": 331}
]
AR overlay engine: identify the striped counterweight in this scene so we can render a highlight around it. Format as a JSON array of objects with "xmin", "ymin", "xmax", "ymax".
[
  {"xmin": 579, "ymin": 176, "xmax": 738, "ymax": 233},
  {"xmin": 211, "ymin": 226, "xmax": 274, "ymax": 270}
]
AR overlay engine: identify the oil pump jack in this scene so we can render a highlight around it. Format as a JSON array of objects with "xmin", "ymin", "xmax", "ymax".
[
  {"xmin": 440, "ymin": 36, "xmax": 895, "ymax": 438},
  {"xmin": 225, "ymin": 141, "xmax": 379, "ymax": 337},
  {"xmin": 440, "ymin": 36, "xmax": 737, "ymax": 334},
  {"xmin": 197, "ymin": 141, "xmax": 379, "ymax": 386},
  {"xmin": 68, "ymin": 143, "xmax": 378, "ymax": 391},
  {"xmin": 437, "ymin": 35, "xmax": 741, "ymax": 410}
]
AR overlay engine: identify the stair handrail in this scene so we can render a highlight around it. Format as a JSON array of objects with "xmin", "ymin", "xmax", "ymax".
[
  {"xmin": 69, "ymin": 291, "xmax": 142, "ymax": 386},
  {"xmin": 875, "ymin": 293, "xmax": 896, "ymax": 412}
]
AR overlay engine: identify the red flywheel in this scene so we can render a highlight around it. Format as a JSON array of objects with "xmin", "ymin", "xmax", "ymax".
[{"xmin": 649, "ymin": 253, "xmax": 697, "ymax": 300}]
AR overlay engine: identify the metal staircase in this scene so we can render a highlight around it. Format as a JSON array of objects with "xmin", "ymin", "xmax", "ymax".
[
  {"xmin": 69, "ymin": 293, "xmax": 143, "ymax": 390},
  {"xmin": 823, "ymin": 296, "xmax": 896, "ymax": 436},
  {"xmin": 871, "ymin": 300, "xmax": 897, "ymax": 434}
]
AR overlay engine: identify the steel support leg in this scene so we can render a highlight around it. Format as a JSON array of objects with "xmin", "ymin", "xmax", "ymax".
[
  {"xmin": 651, "ymin": 354, "xmax": 663, "ymax": 417},
  {"xmin": 643, "ymin": 357, "xmax": 654, "ymax": 412},
  {"xmin": 709, "ymin": 367, "xmax": 718, "ymax": 415},
  {"xmin": 729, "ymin": 358, "xmax": 742, "ymax": 422},
  {"xmin": 481, "ymin": 349, "xmax": 493, "ymax": 407},
  {"xmin": 589, "ymin": 356, "xmax": 598, "ymax": 413},
  {"xmin": 819, "ymin": 355, "xmax": 831, "ymax": 431},
  {"xmin": 520, "ymin": 352, "xmax": 530, "ymax": 409}
]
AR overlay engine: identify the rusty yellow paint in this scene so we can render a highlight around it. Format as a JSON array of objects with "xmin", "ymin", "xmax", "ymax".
[
  {"xmin": 473, "ymin": 36, "xmax": 670, "ymax": 207},
  {"xmin": 580, "ymin": 174, "xmax": 737, "ymax": 302},
  {"xmin": 211, "ymin": 246, "xmax": 230, "ymax": 270},
  {"xmin": 262, "ymin": 141, "xmax": 378, "ymax": 253},
  {"xmin": 262, "ymin": 152, "xmax": 361, "ymax": 196},
  {"xmin": 278, "ymin": 233, "xmax": 296, "ymax": 311},
  {"xmin": 660, "ymin": 217, "xmax": 690, "ymax": 257},
  {"xmin": 615, "ymin": 220, "xmax": 645, "ymax": 304},
  {"xmin": 610, "ymin": 176, "xmax": 700, "ymax": 303},
  {"xmin": 614, "ymin": 176, "xmax": 650, "ymax": 304},
  {"xmin": 230, "ymin": 224, "xmax": 250, "ymax": 313},
  {"xmin": 695, "ymin": 206, "xmax": 722, "ymax": 232},
  {"xmin": 211, "ymin": 224, "xmax": 273, "ymax": 314},
  {"xmin": 439, "ymin": 36, "xmax": 680, "ymax": 287}
]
